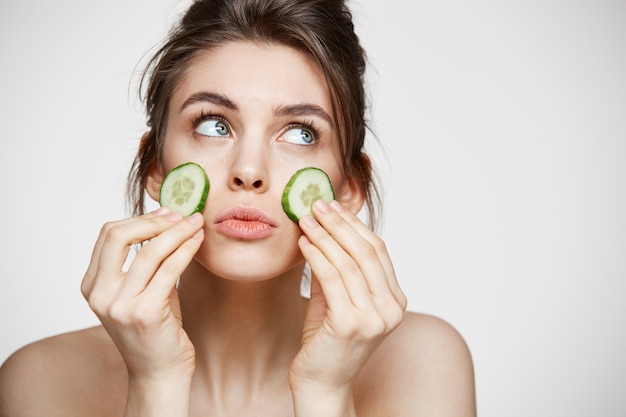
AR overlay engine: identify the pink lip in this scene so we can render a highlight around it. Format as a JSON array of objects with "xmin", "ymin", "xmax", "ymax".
[{"xmin": 213, "ymin": 206, "xmax": 278, "ymax": 240}]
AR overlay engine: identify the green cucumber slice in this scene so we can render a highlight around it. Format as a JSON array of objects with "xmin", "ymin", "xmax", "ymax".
[
  {"xmin": 282, "ymin": 167, "xmax": 335, "ymax": 222},
  {"xmin": 159, "ymin": 162, "xmax": 209, "ymax": 216}
]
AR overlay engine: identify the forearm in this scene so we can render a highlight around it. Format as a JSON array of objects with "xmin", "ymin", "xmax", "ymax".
[{"xmin": 125, "ymin": 373, "xmax": 193, "ymax": 417}]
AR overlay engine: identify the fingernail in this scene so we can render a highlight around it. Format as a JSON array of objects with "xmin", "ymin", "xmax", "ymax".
[
  {"xmin": 164, "ymin": 211, "xmax": 183, "ymax": 222},
  {"xmin": 186, "ymin": 212, "xmax": 203, "ymax": 225},
  {"xmin": 330, "ymin": 200, "xmax": 345, "ymax": 212},
  {"xmin": 313, "ymin": 199, "xmax": 331, "ymax": 214},
  {"xmin": 192, "ymin": 228, "xmax": 204, "ymax": 239},
  {"xmin": 300, "ymin": 215, "xmax": 318, "ymax": 229},
  {"xmin": 153, "ymin": 206, "xmax": 170, "ymax": 215}
]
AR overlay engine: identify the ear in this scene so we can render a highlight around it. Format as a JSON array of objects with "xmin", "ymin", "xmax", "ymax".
[
  {"xmin": 145, "ymin": 160, "xmax": 163, "ymax": 203},
  {"xmin": 135, "ymin": 132, "xmax": 162, "ymax": 203},
  {"xmin": 335, "ymin": 175, "xmax": 364, "ymax": 215},
  {"xmin": 145, "ymin": 151, "xmax": 163, "ymax": 204}
]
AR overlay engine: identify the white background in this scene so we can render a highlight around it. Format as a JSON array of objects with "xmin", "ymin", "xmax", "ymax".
[{"xmin": 1, "ymin": 1, "xmax": 625, "ymax": 416}]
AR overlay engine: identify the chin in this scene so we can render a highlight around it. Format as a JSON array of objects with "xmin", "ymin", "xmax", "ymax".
[{"xmin": 192, "ymin": 242, "xmax": 305, "ymax": 283}]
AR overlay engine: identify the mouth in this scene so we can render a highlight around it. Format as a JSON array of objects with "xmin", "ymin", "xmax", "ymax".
[{"xmin": 213, "ymin": 206, "xmax": 278, "ymax": 240}]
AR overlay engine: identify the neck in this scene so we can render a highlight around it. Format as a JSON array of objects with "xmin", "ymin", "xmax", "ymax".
[{"xmin": 177, "ymin": 260, "xmax": 307, "ymax": 394}]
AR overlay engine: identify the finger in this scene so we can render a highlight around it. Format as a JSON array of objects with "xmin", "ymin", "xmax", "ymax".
[
  {"xmin": 310, "ymin": 201, "xmax": 388, "ymax": 299},
  {"xmin": 88, "ymin": 210, "xmax": 185, "ymax": 298},
  {"xmin": 143, "ymin": 226, "xmax": 204, "ymax": 302},
  {"xmin": 121, "ymin": 212, "xmax": 204, "ymax": 297},
  {"xmin": 299, "ymin": 215, "xmax": 375, "ymax": 313},
  {"xmin": 81, "ymin": 207, "xmax": 170, "ymax": 297},
  {"xmin": 317, "ymin": 200, "xmax": 407, "ymax": 309},
  {"xmin": 298, "ymin": 233, "xmax": 352, "ymax": 315}
]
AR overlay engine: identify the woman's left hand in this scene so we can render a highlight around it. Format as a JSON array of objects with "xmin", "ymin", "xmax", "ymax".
[{"xmin": 289, "ymin": 199, "xmax": 407, "ymax": 414}]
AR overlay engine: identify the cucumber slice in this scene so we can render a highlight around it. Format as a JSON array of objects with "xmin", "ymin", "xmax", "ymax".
[
  {"xmin": 282, "ymin": 167, "xmax": 335, "ymax": 222},
  {"xmin": 159, "ymin": 162, "xmax": 209, "ymax": 216}
]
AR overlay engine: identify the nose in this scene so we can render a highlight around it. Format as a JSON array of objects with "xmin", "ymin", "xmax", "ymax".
[
  {"xmin": 232, "ymin": 175, "xmax": 265, "ymax": 190},
  {"xmin": 228, "ymin": 140, "xmax": 269, "ymax": 193}
]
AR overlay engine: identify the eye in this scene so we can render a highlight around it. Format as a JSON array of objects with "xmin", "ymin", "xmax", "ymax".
[
  {"xmin": 196, "ymin": 118, "xmax": 230, "ymax": 137},
  {"xmin": 282, "ymin": 127, "xmax": 315, "ymax": 145}
]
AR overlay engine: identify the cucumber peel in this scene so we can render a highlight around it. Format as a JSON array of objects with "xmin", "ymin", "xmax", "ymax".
[
  {"xmin": 282, "ymin": 167, "xmax": 335, "ymax": 222},
  {"xmin": 159, "ymin": 162, "xmax": 209, "ymax": 216}
]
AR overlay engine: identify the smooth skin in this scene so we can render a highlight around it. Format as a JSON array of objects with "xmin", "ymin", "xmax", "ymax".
[{"xmin": 0, "ymin": 42, "xmax": 476, "ymax": 417}]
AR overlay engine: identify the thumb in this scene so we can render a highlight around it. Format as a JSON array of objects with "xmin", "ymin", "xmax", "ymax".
[{"xmin": 301, "ymin": 276, "xmax": 327, "ymax": 344}]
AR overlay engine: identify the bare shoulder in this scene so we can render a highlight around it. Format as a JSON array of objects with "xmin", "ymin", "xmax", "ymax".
[
  {"xmin": 355, "ymin": 312, "xmax": 477, "ymax": 417},
  {"xmin": 0, "ymin": 326, "xmax": 126, "ymax": 417}
]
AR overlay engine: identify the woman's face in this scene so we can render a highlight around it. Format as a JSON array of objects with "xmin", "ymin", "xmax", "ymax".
[{"xmin": 147, "ymin": 41, "xmax": 358, "ymax": 281}]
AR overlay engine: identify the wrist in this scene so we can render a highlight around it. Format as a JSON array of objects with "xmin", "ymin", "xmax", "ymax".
[
  {"xmin": 290, "ymin": 381, "xmax": 356, "ymax": 417},
  {"xmin": 125, "ymin": 372, "xmax": 193, "ymax": 417}
]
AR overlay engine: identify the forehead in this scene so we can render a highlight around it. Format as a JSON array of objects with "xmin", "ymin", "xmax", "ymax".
[{"xmin": 170, "ymin": 41, "xmax": 333, "ymax": 116}]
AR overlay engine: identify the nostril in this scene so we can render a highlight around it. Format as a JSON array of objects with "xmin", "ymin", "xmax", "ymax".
[{"xmin": 232, "ymin": 177, "xmax": 263, "ymax": 189}]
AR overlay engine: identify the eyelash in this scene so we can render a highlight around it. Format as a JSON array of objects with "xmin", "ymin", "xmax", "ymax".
[
  {"xmin": 191, "ymin": 110, "xmax": 228, "ymax": 131},
  {"xmin": 190, "ymin": 110, "xmax": 323, "ymax": 143},
  {"xmin": 285, "ymin": 118, "xmax": 322, "ymax": 144}
]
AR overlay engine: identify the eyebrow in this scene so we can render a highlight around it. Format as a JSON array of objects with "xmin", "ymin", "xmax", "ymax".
[
  {"xmin": 179, "ymin": 91, "xmax": 238, "ymax": 113},
  {"xmin": 274, "ymin": 103, "xmax": 333, "ymax": 126},
  {"xmin": 179, "ymin": 91, "xmax": 333, "ymax": 126}
]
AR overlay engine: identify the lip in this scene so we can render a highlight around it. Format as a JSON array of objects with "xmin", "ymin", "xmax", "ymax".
[{"xmin": 213, "ymin": 206, "xmax": 278, "ymax": 240}]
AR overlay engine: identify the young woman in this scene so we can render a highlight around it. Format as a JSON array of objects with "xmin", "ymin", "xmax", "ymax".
[{"xmin": 0, "ymin": 0, "xmax": 476, "ymax": 416}]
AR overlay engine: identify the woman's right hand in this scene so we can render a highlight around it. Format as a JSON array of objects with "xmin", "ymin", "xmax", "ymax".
[{"xmin": 80, "ymin": 207, "xmax": 204, "ymax": 382}]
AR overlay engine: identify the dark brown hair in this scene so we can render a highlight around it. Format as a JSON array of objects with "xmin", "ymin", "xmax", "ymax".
[{"xmin": 127, "ymin": 0, "xmax": 381, "ymax": 228}]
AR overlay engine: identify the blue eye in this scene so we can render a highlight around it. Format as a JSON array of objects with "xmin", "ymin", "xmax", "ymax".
[
  {"xmin": 196, "ymin": 118, "xmax": 230, "ymax": 137},
  {"xmin": 283, "ymin": 127, "xmax": 315, "ymax": 145}
]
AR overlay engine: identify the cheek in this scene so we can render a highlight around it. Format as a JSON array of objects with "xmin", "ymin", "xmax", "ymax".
[
  {"xmin": 203, "ymin": 164, "xmax": 229, "ymax": 198},
  {"xmin": 160, "ymin": 136, "xmax": 225, "ymax": 178},
  {"xmin": 160, "ymin": 139, "xmax": 189, "ymax": 173},
  {"xmin": 323, "ymin": 163, "xmax": 346, "ymax": 197},
  {"xmin": 321, "ymin": 142, "xmax": 346, "ymax": 194}
]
